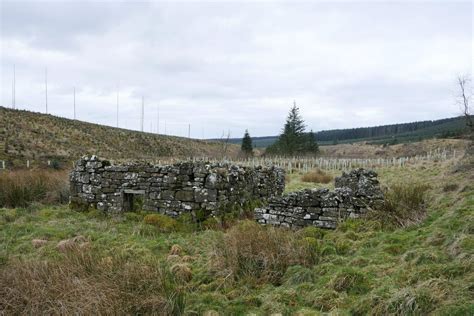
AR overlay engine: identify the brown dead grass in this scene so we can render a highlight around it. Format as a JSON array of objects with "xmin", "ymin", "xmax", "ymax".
[
  {"xmin": 301, "ymin": 169, "xmax": 333, "ymax": 184},
  {"xmin": 0, "ymin": 169, "xmax": 69, "ymax": 207},
  {"xmin": 211, "ymin": 220, "xmax": 316, "ymax": 285},
  {"xmin": 0, "ymin": 249, "xmax": 185, "ymax": 315}
]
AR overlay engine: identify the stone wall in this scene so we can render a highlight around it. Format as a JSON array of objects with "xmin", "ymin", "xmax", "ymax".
[
  {"xmin": 69, "ymin": 156, "xmax": 285, "ymax": 217},
  {"xmin": 70, "ymin": 157, "xmax": 384, "ymax": 229},
  {"xmin": 254, "ymin": 169, "xmax": 384, "ymax": 229}
]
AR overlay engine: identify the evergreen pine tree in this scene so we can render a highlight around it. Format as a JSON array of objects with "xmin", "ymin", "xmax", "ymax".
[
  {"xmin": 267, "ymin": 104, "xmax": 318, "ymax": 156},
  {"xmin": 280, "ymin": 103, "xmax": 306, "ymax": 154},
  {"xmin": 304, "ymin": 130, "xmax": 319, "ymax": 153},
  {"xmin": 266, "ymin": 102, "xmax": 319, "ymax": 156},
  {"xmin": 241, "ymin": 130, "xmax": 253, "ymax": 156}
]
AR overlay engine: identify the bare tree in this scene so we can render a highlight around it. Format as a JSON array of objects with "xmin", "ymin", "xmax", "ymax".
[
  {"xmin": 220, "ymin": 130, "xmax": 231, "ymax": 159},
  {"xmin": 457, "ymin": 75, "xmax": 473, "ymax": 133}
]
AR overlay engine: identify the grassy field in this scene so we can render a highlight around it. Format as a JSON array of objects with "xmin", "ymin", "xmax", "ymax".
[{"xmin": 0, "ymin": 154, "xmax": 473, "ymax": 314}]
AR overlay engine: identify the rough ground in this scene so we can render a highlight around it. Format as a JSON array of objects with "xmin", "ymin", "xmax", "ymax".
[
  {"xmin": 1, "ymin": 146, "xmax": 473, "ymax": 315},
  {"xmin": 0, "ymin": 106, "xmax": 240, "ymax": 166},
  {"xmin": 320, "ymin": 138, "xmax": 469, "ymax": 159}
]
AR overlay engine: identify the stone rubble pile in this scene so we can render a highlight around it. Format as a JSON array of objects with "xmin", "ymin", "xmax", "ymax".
[{"xmin": 254, "ymin": 169, "xmax": 384, "ymax": 229}]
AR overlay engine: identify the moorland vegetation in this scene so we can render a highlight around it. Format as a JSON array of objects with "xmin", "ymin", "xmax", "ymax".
[{"xmin": 1, "ymin": 145, "xmax": 473, "ymax": 315}]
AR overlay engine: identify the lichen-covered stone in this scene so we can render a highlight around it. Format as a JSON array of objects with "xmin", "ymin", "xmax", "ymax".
[
  {"xmin": 255, "ymin": 168, "xmax": 384, "ymax": 229},
  {"xmin": 70, "ymin": 157, "xmax": 383, "ymax": 230},
  {"xmin": 70, "ymin": 156, "xmax": 285, "ymax": 217}
]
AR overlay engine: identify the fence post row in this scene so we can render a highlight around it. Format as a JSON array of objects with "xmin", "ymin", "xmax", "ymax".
[{"xmin": 0, "ymin": 147, "xmax": 458, "ymax": 171}]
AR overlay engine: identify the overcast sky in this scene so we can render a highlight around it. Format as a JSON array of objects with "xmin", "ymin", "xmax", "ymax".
[{"xmin": 1, "ymin": 0, "xmax": 472, "ymax": 138}]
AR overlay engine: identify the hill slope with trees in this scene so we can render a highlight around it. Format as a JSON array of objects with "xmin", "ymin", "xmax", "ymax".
[{"xmin": 224, "ymin": 116, "xmax": 471, "ymax": 148}]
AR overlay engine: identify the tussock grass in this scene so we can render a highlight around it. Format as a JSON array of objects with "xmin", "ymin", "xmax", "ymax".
[
  {"xmin": 211, "ymin": 221, "xmax": 317, "ymax": 284},
  {"xmin": 331, "ymin": 267, "xmax": 371, "ymax": 294},
  {"xmin": 0, "ymin": 248, "xmax": 185, "ymax": 315},
  {"xmin": 369, "ymin": 183, "xmax": 431, "ymax": 228},
  {"xmin": 301, "ymin": 169, "xmax": 333, "ymax": 184},
  {"xmin": 285, "ymin": 170, "xmax": 336, "ymax": 192},
  {"xmin": 282, "ymin": 265, "xmax": 314, "ymax": 285},
  {"xmin": 0, "ymin": 170, "xmax": 69, "ymax": 208},
  {"xmin": 144, "ymin": 213, "xmax": 180, "ymax": 232},
  {"xmin": 442, "ymin": 183, "xmax": 459, "ymax": 192}
]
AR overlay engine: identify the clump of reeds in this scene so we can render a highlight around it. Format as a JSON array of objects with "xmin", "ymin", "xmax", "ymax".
[{"xmin": 0, "ymin": 169, "xmax": 69, "ymax": 207}]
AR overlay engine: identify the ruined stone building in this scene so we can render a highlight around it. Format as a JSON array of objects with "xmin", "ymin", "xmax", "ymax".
[
  {"xmin": 70, "ymin": 156, "xmax": 285, "ymax": 216},
  {"xmin": 70, "ymin": 156, "xmax": 383, "ymax": 229}
]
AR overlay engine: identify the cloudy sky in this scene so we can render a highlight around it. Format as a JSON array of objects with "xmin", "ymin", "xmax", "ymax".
[{"xmin": 1, "ymin": 0, "xmax": 472, "ymax": 138}]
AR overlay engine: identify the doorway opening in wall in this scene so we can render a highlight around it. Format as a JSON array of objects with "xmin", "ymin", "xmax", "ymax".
[{"xmin": 123, "ymin": 189, "xmax": 145, "ymax": 212}]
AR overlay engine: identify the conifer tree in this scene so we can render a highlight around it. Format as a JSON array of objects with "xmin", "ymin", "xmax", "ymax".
[
  {"xmin": 279, "ymin": 104, "xmax": 306, "ymax": 154},
  {"xmin": 267, "ymin": 103, "xmax": 319, "ymax": 156},
  {"xmin": 241, "ymin": 129, "xmax": 253, "ymax": 156},
  {"xmin": 304, "ymin": 130, "xmax": 319, "ymax": 153}
]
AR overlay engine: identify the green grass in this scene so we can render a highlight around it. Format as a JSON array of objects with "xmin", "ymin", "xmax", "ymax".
[{"xmin": 0, "ymin": 159, "xmax": 473, "ymax": 314}]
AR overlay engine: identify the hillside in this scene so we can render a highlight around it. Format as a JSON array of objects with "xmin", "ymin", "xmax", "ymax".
[
  {"xmin": 319, "ymin": 138, "xmax": 470, "ymax": 159},
  {"xmin": 223, "ymin": 116, "xmax": 471, "ymax": 148},
  {"xmin": 0, "ymin": 106, "xmax": 239, "ymax": 167}
]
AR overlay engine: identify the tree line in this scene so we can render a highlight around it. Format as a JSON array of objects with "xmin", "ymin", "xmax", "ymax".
[{"xmin": 314, "ymin": 117, "xmax": 467, "ymax": 143}]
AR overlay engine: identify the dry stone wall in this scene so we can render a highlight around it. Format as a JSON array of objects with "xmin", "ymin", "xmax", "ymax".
[
  {"xmin": 254, "ymin": 169, "xmax": 384, "ymax": 229},
  {"xmin": 69, "ymin": 156, "xmax": 285, "ymax": 217},
  {"xmin": 70, "ymin": 156, "xmax": 384, "ymax": 229}
]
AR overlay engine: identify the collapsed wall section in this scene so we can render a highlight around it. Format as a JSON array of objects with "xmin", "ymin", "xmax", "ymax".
[
  {"xmin": 69, "ymin": 155, "xmax": 285, "ymax": 216},
  {"xmin": 254, "ymin": 169, "xmax": 384, "ymax": 229}
]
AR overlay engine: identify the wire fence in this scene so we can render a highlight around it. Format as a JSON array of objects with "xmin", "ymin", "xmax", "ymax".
[{"xmin": 135, "ymin": 147, "xmax": 459, "ymax": 173}]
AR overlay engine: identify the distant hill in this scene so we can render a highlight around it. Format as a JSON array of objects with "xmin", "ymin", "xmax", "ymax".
[
  {"xmin": 0, "ymin": 106, "xmax": 239, "ymax": 168},
  {"xmin": 221, "ymin": 116, "xmax": 471, "ymax": 148}
]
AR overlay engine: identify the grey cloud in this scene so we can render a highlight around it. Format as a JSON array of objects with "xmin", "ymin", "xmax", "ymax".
[
  {"xmin": 1, "ymin": 1, "xmax": 472, "ymax": 138},
  {"xmin": 1, "ymin": 1, "xmax": 145, "ymax": 49}
]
